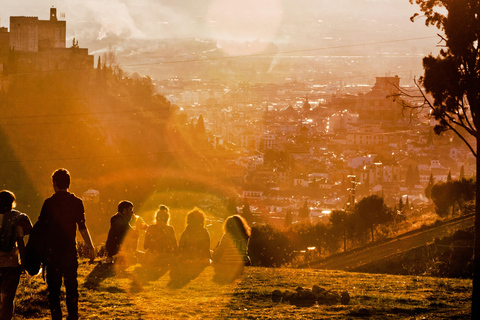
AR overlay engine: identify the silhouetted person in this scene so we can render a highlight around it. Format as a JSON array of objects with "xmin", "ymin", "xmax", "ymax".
[
  {"xmin": 37, "ymin": 168, "xmax": 95, "ymax": 320},
  {"xmin": 178, "ymin": 209, "xmax": 211, "ymax": 264},
  {"xmin": 169, "ymin": 209, "xmax": 210, "ymax": 288},
  {"xmin": 144, "ymin": 205, "xmax": 177, "ymax": 267},
  {"xmin": 105, "ymin": 201, "xmax": 134, "ymax": 263},
  {"xmin": 212, "ymin": 215, "xmax": 251, "ymax": 282},
  {"xmin": 0, "ymin": 190, "xmax": 32, "ymax": 320}
]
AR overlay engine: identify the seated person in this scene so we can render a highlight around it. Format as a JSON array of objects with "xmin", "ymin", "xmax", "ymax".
[
  {"xmin": 212, "ymin": 215, "xmax": 251, "ymax": 281},
  {"xmin": 105, "ymin": 201, "xmax": 134, "ymax": 264},
  {"xmin": 144, "ymin": 205, "xmax": 177, "ymax": 266},
  {"xmin": 177, "ymin": 209, "xmax": 211, "ymax": 265}
]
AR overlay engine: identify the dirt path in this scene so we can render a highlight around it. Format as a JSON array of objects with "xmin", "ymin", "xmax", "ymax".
[{"xmin": 310, "ymin": 215, "xmax": 474, "ymax": 271}]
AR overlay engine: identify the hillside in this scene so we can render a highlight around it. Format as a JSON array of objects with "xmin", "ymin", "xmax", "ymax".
[
  {"xmin": 0, "ymin": 68, "xmax": 164, "ymax": 216},
  {"xmin": 309, "ymin": 214, "xmax": 475, "ymax": 274},
  {"xmin": 14, "ymin": 261, "xmax": 471, "ymax": 319},
  {"xmin": 0, "ymin": 66, "xmax": 237, "ymax": 244}
]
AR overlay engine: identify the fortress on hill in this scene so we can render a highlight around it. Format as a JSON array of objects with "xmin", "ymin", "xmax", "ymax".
[{"xmin": 0, "ymin": 7, "xmax": 94, "ymax": 74}]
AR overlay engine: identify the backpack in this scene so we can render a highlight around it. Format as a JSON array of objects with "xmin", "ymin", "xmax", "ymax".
[
  {"xmin": 0, "ymin": 210, "xmax": 21, "ymax": 252},
  {"xmin": 24, "ymin": 219, "xmax": 47, "ymax": 276}
]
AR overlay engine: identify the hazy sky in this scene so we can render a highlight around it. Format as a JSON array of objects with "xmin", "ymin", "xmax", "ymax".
[
  {"xmin": 0, "ymin": 1, "xmax": 437, "ymax": 45},
  {"xmin": 0, "ymin": 0, "xmax": 441, "ymax": 80}
]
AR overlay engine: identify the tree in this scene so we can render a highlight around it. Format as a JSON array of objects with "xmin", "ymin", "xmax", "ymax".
[
  {"xmin": 284, "ymin": 209, "xmax": 292, "ymax": 228},
  {"xmin": 195, "ymin": 114, "xmax": 206, "ymax": 138},
  {"xmin": 71, "ymin": 37, "xmax": 79, "ymax": 48},
  {"xmin": 425, "ymin": 173, "xmax": 435, "ymax": 199},
  {"xmin": 227, "ymin": 197, "xmax": 237, "ymax": 217},
  {"xmin": 96, "ymin": 56, "xmax": 102, "ymax": 70},
  {"xmin": 407, "ymin": 1, "xmax": 480, "ymax": 315},
  {"xmin": 264, "ymin": 149, "xmax": 278, "ymax": 164},
  {"xmin": 452, "ymin": 178, "xmax": 476, "ymax": 215},
  {"xmin": 406, "ymin": 165, "xmax": 414, "ymax": 188},
  {"xmin": 298, "ymin": 200, "xmax": 310, "ymax": 220},
  {"xmin": 329, "ymin": 210, "xmax": 349, "ymax": 252},
  {"xmin": 460, "ymin": 165, "xmax": 466, "ymax": 180},
  {"xmin": 242, "ymin": 199, "xmax": 253, "ymax": 225},
  {"xmin": 426, "ymin": 129, "xmax": 434, "ymax": 145},
  {"xmin": 398, "ymin": 197, "xmax": 404, "ymax": 212},
  {"xmin": 354, "ymin": 195, "xmax": 392, "ymax": 242},
  {"xmin": 447, "ymin": 170, "xmax": 452, "ymax": 182},
  {"xmin": 413, "ymin": 166, "xmax": 420, "ymax": 186},
  {"xmin": 303, "ymin": 96, "xmax": 310, "ymax": 113},
  {"xmin": 288, "ymin": 222, "xmax": 326, "ymax": 256},
  {"xmin": 431, "ymin": 182, "xmax": 454, "ymax": 217},
  {"xmin": 431, "ymin": 179, "xmax": 476, "ymax": 218},
  {"xmin": 249, "ymin": 225, "xmax": 293, "ymax": 267}
]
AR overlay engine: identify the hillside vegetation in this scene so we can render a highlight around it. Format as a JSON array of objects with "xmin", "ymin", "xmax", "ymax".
[
  {"xmin": 14, "ymin": 261, "xmax": 471, "ymax": 319},
  {"xmin": 0, "ymin": 64, "xmax": 237, "ymax": 245}
]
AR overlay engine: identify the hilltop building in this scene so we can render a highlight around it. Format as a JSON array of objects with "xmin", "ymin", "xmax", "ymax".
[
  {"xmin": 0, "ymin": 7, "xmax": 93, "ymax": 74},
  {"xmin": 354, "ymin": 76, "xmax": 402, "ymax": 123}
]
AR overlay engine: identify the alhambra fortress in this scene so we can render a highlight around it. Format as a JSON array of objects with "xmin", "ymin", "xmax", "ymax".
[{"xmin": 0, "ymin": 7, "xmax": 93, "ymax": 74}]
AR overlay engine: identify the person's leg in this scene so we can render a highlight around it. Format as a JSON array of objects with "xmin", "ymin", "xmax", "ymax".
[
  {"xmin": 46, "ymin": 263, "xmax": 63, "ymax": 320},
  {"xmin": 0, "ymin": 267, "xmax": 21, "ymax": 320},
  {"xmin": 64, "ymin": 258, "xmax": 79, "ymax": 320}
]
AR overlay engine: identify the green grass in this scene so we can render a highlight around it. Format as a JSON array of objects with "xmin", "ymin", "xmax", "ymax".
[{"xmin": 14, "ymin": 260, "xmax": 472, "ymax": 319}]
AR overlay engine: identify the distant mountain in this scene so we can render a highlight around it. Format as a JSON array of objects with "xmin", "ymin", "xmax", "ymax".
[{"xmin": 2, "ymin": 1, "xmax": 438, "ymax": 81}]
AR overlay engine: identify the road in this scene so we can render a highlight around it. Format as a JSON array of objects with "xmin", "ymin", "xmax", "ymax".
[{"xmin": 309, "ymin": 214, "xmax": 474, "ymax": 271}]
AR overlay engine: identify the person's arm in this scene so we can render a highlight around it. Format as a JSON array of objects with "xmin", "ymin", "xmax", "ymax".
[
  {"xmin": 144, "ymin": 227, "xmax": 152, "ymax": 251},
  {"xmin": 77, "ymin": 200, "xmax": 95, "ymax": 262},
  {"xmin": 204, "ymin": 229, "xmax": 211, "ymax": 259},
  {"xmin": 16, "ymin": 214, "xmax": 32, "ymax": 270},
  {"xmin": 212, "ymin": 234, "xmax": 226, "ymax": 262},
  {"xmin": 37, "ymin": 201, "xmax": 48, "ymax": 223},
  {"xmin": 169, "ymin": 227, "xmax": 178, "ymax": 252},
  {"xmin": 80, "ymin": 227, "xmax": 95, "ymax": 263},
  {"xmin": 16, "ymin": 225, "xmax": 26, "ymax": 269},
  {"xmin": 178, "ymin": 232, "xmax": 186, "ymax": 255}
]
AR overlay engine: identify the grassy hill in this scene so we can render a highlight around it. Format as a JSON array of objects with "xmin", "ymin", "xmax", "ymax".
[{"xmin": 14, "ymin": 260, "xmax": 472, "ymax": 319}]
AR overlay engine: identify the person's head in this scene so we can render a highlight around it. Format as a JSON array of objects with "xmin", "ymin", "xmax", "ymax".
[
  {"xmin": 118, "ymin": 200, "xmax": 134, "ymax": 220},
  {"xmin": 225, "ymin": 215, "xmax": 251, "ymax": 240},
  {"xmin": 155, "ymin": 205, "xmax": 170, "ymax": 224},
  {"xmin": 186, "ymin": 209, "xmax": 205, "ymax": 228},
  {"xmin": 52, "ymin": 168, "xmax": 70, "ymax": 190},
  {"xmin": 0, "ymin": 190, "xmax": 16, "ymax": 214}
]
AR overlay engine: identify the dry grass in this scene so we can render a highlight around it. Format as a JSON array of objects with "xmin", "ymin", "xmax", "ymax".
[{"xmin": 14, "ymin": 259, "xmax": 472, "ymax": 319}]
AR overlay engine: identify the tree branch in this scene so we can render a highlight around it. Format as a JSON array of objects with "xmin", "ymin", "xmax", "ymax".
[
  {"xmin": 413, "ymin": 79, "xmax": 476, "ymax": 156},
  {"xmin": 443, "ymin": 119, "xmax": 477, "ymax": 157}
]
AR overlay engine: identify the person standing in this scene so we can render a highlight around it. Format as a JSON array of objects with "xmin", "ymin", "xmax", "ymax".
[
  {"xmin": 105, "ymin": 201, "xmax": 134, "ymax": 262},
  {"xmin": 0, "ymin": 190, "xmax": 32, "ymax": 320},
  {"xmin": 37, "ymin": 168, "xmax": 95, "ymax": 320}
]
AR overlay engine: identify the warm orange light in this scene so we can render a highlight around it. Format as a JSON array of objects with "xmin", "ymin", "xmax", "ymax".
[{"xmin": 206, "ymin": 0, "xmax": 283, "ymax": 55}]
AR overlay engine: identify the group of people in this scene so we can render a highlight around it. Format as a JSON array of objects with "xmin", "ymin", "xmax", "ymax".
[
  {"xmin": 104, "ymin": 197, "xmax": 252, "ymax": 281},
  {"xmin": 0, "ymin": 168, "xmax": 251, "ymax": 320},
  {"xmin": 0, "ymin": 168, "xmax": 95, "ymax": 320}
]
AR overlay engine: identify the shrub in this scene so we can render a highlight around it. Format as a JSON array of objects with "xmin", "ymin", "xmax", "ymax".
[{"xmin": 249, "ymin": 225, "xmax": 294, "ymax": 267}]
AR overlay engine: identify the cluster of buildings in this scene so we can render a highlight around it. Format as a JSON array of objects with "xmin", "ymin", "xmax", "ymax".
[
  {"xmin": 165, "ymin": 75, "xmax": 476, "ymax": 225},
  {"xmin": 1, "ymin": 8, "xmax": 473, "ymax": 226}
]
